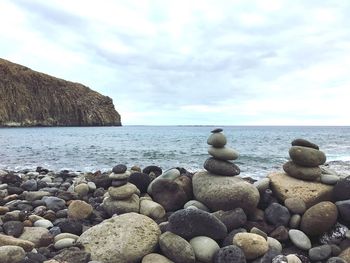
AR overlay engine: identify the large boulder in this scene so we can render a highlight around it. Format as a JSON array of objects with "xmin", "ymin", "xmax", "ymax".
[
  {"xmin": 192, "ymin": 171, "xmax": 259, "ymax": 214},
  {"xmin": 77, "ymin": 213, "xmax": 160, "ymax": 263},
  {"xmin": 268, "ymin": 172, "xmax": 333, "ymax": 208}
]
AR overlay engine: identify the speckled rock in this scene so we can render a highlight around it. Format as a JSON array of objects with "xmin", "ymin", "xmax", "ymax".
[
  {"xmin": 78, "ymin": 213, "xmax": 161, "ymax": 263},
  {"xmin": 203, "ymin": 157, "xmax": 240, "ymax": 176},
  {"xmin": 193, "ymin": 171, "xmax": 259, "ymax": 214},
  {"xmin": 268, "ymin": 172, "xmax": 333, "ymax": 208},
  {"xmin": 289, "ymin": 146, "xmax": 326, "ymax": 167},
  {"xmin": 0, "ymin": 245, "xmax": 26, "ymax": 263},
  {"xmin": 213, "ymin": 245, "xmax": 246, "ymax": 263},
  {"xmin": 168, "ymin": 208, "xmax": 227, "ymax": 240},
  {"xmin": 190, "ymin": 236, "xmax": 220, "ymax": 263},
  {"xmin": 300, "ymin": 201, "xmax": 338, "ymax": 236},
  {"xmin": 319, "ymin": 223, "xmax": 348, "ymax": 245},
  {"xmin": 233, "ymin": 233, "xmax": 269, "ymax": 260},
  {"xmin": 159, "ymin": 231, "xmax": 195, "ymax": 263}
]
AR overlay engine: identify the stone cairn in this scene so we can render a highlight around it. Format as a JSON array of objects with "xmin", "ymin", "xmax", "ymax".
[
  {"xmin": 102, "ymin": 164, "xmax": 140, "ymax": 216},
  {"xmin": 204, "ymin": 128, "xmax": 240, "ymax": 176},
  {"xmin": 283, "ymin": 138, "xmax": 326, "ymax": 181}
]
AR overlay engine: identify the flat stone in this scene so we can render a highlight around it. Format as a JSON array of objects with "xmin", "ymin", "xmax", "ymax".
[
  {"xmin": 204, "ymin": 157, "xmax": 240, "ymax": 176},
  {"xmin": 102, "ymin": 194, "xmax": 140, "ymax": 216},
  {"xmin": 190, "ymin": 236, "xmax": 220, "ymax": 263},
  {"xmin": 208, "ymin": 146, "xmax": 239, "ymax": 161},
  {"xmin": 283, "ymin": 161, "xmax": 321, "ymax": 181},
  {"xmin": 34, "ymin": 219, "xmax": 53, "ymax": 228},
  {"xmin": 288, "ymin": 229, "xmax": 311, "ymax": 250},
  {"xmin": 289, "ymin": 146, "xmax": 326, "ymax": 167},
  {"xmin": 327, "ymin": 257, "xmax": 347, "ymax": 263},
  {"xmin": 211, "ymin": 128, "xmax": 223, "ymax": 133},
  {"xmin": 321, "ymin": 174, "xmax": 340, "ymax": 185},
  {"xmin": 0, "ymin": 233, "xmax": 35, "ymax": 251},
  {"xmin": 0, "ymin": 245, "xmax": 26, "ymax": 263},
  {"xmin": 24, "ymin": 191, "xmax": 50, "ymax": 201},
  {"xmin": 213, "ymin": 245, "xmax": 246, "ymax": 263},
  {"xmin": 77, "ymin": 213, "xmax": 161, "ymax": 263},
  {"xmin": 268, "ymin": 172, "xmax": 333, "ymax": 208},
  {"xmin": 159, "ymin": 231, "xmax": 195, "ymax": 263},
  {"xmin": 54, "ymin": 233, "xmax": 80, "ymax": 243},
  {"xmin": 308, "ymin": 245, "xmax": 332, "ymax": 261},
  {"xmin": 54, "ymin": 238, "xmax": 76, "ymax": 250},
  {"xmin": 108, "ymin": 183, "xmax": 139, "ymax": 200},
  {"xmin": 207, "ymin": 132, "xmax": 227, "ymax": 147},
  {"xmin": 300, "ymin": 201, "xmax": 338, "ymax": 236},
  {"xmin": 292, "ymin": 138, "xmax": 319, "ymax": 150},
  {"xmin": 233, "ymin": 233, "xmax": 269, "ymax": 260},
  {"xmin": 109, "ymin": 171, "xmax": 130, "ymax": 180},
  {"xmin": 168, "ymin": 208, "xmax": 227, "ymax": 240},
  {"xmin": 193, "ymin": 171, "xmax": 259, "ymax": 214}
]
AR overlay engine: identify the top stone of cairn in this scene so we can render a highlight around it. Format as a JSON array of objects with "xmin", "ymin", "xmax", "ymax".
[{"xmin": 207, "ymin": 130, "xmax": 227, "ymax": 148}]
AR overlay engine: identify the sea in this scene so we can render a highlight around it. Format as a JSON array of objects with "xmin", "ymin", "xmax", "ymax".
[{"xmin": 0, "ymin": 126, "xmax": 349, "ymax": 179}]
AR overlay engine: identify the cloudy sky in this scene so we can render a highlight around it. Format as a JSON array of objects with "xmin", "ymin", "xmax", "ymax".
[{"xmin": 1, "ymin": 0, "xmax": 349, "ymax": 125}]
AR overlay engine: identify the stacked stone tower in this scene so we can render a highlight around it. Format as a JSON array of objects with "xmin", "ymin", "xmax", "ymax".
[
  {"xmin": 283, "ymin": 139, "xmax": 326, "ymax": 181},
  {"xmin": 204, "ymin": 128, "xmax": 241, "ymax": 176}
]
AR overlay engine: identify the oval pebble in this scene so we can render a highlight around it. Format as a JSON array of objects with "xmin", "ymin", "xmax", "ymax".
[
  {"xmin": 190, "ymin": 236, "xmax": 220, "ymax": 263},
  {"xmin": 288, "ymin": 229, "xmax": 311, "ymax": 250},
  {"xmin": 54, "ymin": 237, "xmax": 76, "ymax": 250}
]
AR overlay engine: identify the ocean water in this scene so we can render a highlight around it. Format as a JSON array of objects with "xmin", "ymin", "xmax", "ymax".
[{"xmin": 0, "ymin": 126, "xmax": 349, "ymax": 179}]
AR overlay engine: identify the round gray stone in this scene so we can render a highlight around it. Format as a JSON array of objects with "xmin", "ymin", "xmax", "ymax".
[
  {"xmin": 289, "ymin": 146, "xmax": 326, "ymax": 167},
  {"xmin": 288, "ymin": 229, "xmax": 311, "ymax": 250},
  {"xmin": 265, "ymin": 203, "xmax": 290, "ymax": 226},
  {"xmin": 207, "ymin": 133, "xmax": 227, "ymax": 147},
  {"xmin": 308, "ymin": 245, "xmax": 332, "ymax": 261}
]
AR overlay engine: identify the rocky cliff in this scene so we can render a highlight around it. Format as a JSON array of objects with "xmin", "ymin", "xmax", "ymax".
[{"xmin": 0, "ymin": 58, "xmax": 121, "ymax": 127}]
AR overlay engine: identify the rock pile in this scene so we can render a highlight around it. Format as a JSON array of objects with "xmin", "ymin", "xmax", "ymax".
[
  {"xmin": 1, "ymin": 133, "xmax": 350, "ymax": 263},
  {"xmin": 283, "ymin": 138, "xmax": 326, "ymax": 181}
]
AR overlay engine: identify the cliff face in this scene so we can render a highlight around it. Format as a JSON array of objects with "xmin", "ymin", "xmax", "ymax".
[{"xmin": 0, "ymin": 58, "xmax": 121, "ymax": 127}]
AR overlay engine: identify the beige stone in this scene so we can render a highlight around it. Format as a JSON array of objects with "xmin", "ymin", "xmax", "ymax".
[
  {"xmin": 67, "ymin": 200, "xmax": 93, "ymax": 220},
  {"xmin": 233, "ymin": 233, "xmax": 269, "ymax": 260},
  {"xmin": 268, "ymin": 172, "xmax": 333, "ymax": 208},
  {"xmin": 0, "ymin": 234, "xmax": 34, "ymax": 252},
  {"xmin": 19, "ymin": 227, "xmax": 50, "ymax": 247},
  {"xmin": 0, "ymin": 245, "xmax": 26, "ymax": 263},
  {"xmin": 78, "ymin": 212, "xmax": 161, "ymax": 263},
  {"xmin": 142, "ymin": 253, "xmax": 173, "ymax": 263}
]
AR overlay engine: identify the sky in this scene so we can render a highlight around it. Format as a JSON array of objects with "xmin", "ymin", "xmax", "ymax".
[{"xmin": 1, "ymin": 0, "xmax": 350, "ymax": 125}]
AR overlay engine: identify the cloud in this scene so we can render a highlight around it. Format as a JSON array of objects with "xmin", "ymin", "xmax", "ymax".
[{"xmin": 1, "ymin": 0, "xmax": 350, "ymax": 125}]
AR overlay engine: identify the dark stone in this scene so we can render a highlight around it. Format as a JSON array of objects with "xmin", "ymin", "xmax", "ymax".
[
  {"xmin": 56, "ymin": 209, "xmax": 68, "ymax": 218},
  {"xmin": 213, "ymin": 208, "xmax": 247, "ymax": 232},
  {"xmin": 49, "ymin": 226, "xmax": 61, "ymax": 236},
  {"xmin": 174, "ymin": 175, "xmax": 193, "ymax": 199},
  {"xmin": 111, "ymin": 179, "xmax": 128, "ymax": 187},
  {"xmin": 16, "ymin": 203, "xmax": 33, "ymax": 212},
  {"xmin": 21, "ymin": 179, "xmax": 38, "ymax": 191},
  {"xmin": 214, "ymin": 245, "xmax": 246, "ymax": 263},
  {"xmin": 333, "ymin": 176, "xmax": 350, "ymax": 201},
  {"xmin": 269, "ymin": 226, "xmax": 289, "ymax": 242},
  {"xmin": 265, "ymin": 203, "xmax": 290, "ymax": 227},
  {"xmin": 128, "ymin": 172, "xmax": 151, "ymax": 193},
  {"xmin": 336, "ymin": 200, "xmax": 350, "ymax": 223},
  {"xmin": 7, "ymin": 186, "xmax": 23, "ymax": 195},
  {"xmin": 57, "ymin": 219, "xmax": 83, "ymax": 235},
  {"xmin": 251, "ymin": 248, "xmax": 281, "ymax": 263},
  {"xmin": 87, "ymin": 171, "xmax": 112, "ymax": 189},
  {"xmin": 112, "ymin": 164, "xmax": 127, "ymax": 174},
  {"xmin": 258, "ymin": 189, "xmax": 278, "ymax": 210},
  {"xmin": 211, "ymin": 128, "xmax": 223, "ymax": 133},
  {"xmin": 245, "ymin": 220, "xmax": 275, "ymax": 235},
  {"xmin": 32, "ymin": 200, "xmax": 46, "ymax": 207},
  {"xmin": 37, "ymin": 181, "xmax": 48, "ymax": 189},
  {"xmin": 319, "ymin": 223, "xmax": 348, "ymax": 245},
  {"xmin": 3, "ymin": 220, "xmax": 24, "ymax": 237},
  {"xmin": 289, "ymin": 146, "xmax": 326, "ymax": 167},
  {"xmin": 56, "ymin": 191, "xmax": 78, "ymax": 201},
  {"xmin": 204, "ymin": 157, "xmax": 240, "ymax": 176},
  {"xmin": 54, "ymin": 247, "xmax": 91, "ymax": 263},
  {"xmin": 283, "ymin": 161, "xmax": 321, "ymax": 181},
  {"xmin": 151, "ymin": 179, "xmax": 189, "ymax": 212},
  {"xmin": 168, "ymin": 208, "xmax": 227, "ymax": 240},
  {"xmin": 327, "ymin": 257, "xmax": 347, "ymax": 263},
  {"xmin": 142, "ymin": 165, "xmax": 162, "ymax": 176},
  {"xmin": 42, "ymin": 196, "xmax": 66, "ymax": 212},
  {"xmin": 23, "ymin": 251, "xmax": 47, "ymax": 263},
  {"xmin": 292, "ymin": 138, "xmax": 319, "ymax": 150},
  {"xmin": 1, "ymin": 173, "xmax": 22, "ymax": 186},
  {"xmin": 308, "ymin": 245, "xmax": 332, "ymax": 261},
  {"xmin": 93, "ymin": 187, "xmax": 105, "ymax": 197}
]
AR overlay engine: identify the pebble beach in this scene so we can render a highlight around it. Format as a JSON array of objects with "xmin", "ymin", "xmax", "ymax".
[{"xmin": 0, "ymin": 129, "xmax": 350, "ymax": 263}]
